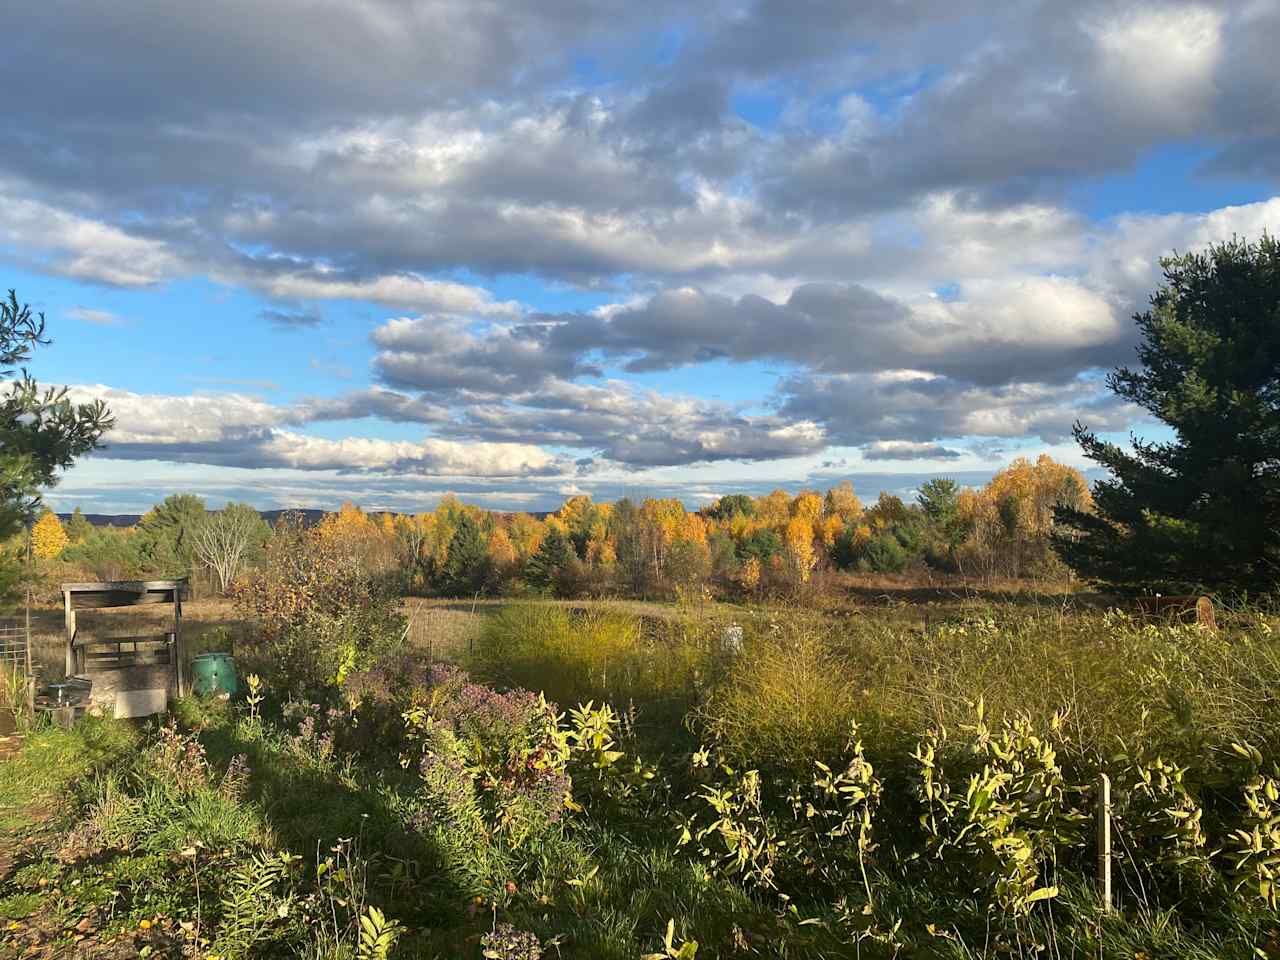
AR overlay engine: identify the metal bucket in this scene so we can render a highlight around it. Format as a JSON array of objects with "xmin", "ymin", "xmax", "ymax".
[{"xmin": 45, "ymin": 675, "xmax": 93, "ymax": 706}]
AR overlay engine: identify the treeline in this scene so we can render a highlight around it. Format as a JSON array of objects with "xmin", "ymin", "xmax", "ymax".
[{"xmin": 38, "ymin": 454, "xmax": 1090, "ymax": 599}]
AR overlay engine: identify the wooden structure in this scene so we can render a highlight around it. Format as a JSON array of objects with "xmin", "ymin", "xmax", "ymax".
[{"xmin": 61, "ymin": 580, "xmax": 188, "ymax": 719}]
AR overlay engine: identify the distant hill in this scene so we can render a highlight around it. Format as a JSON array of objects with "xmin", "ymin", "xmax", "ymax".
[
  {"xmin": 57, "ymin": 513, "xmax": 142, "ymax": 528},
  {"xmin": 58, "ymin": 508, "xmax": 330, "ymax": 528},
  {"xmin": 57, "ymin": 507, "xmax": 553, "ymax": 528}
]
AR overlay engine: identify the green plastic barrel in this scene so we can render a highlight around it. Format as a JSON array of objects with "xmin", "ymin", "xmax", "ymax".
[{"xmin": 191, "ymin": 652, "xmax": 239, "ymax": 698}]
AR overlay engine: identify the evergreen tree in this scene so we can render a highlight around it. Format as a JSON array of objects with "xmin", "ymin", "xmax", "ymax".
[
  {"xmin": 917, "ymin": 478, "xmax": 967, "ymax": 571},
  {"xmin": 0, "ymin": 291, "xmax": 111, "ymax": 602},
  {"xmin": 67, "ymin": 506, "xmax": 93, "ymax": 543},
  {"xmin": 135, "ymin": 494, "xmax": 207, "ymax": 576},
  {"xmin": 525, "ymin": 526, "xmax": 573, "ymax": 593},
  {"xmin": 706, "ymin": 494, "xmax": 755, "ymax": 521},
  {"xmin": 1054, "ymin": 235, "xmax": 1280, "ymax": 593},
  {"xmin": 437, "ymin": 511, "xmax": 490, "ymax": 596}
]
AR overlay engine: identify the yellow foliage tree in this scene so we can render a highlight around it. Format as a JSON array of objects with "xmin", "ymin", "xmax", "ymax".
[
  {"xmin": 819, "ymin": 513, "xmax": 844, "ymax": 548},
  {"xmin": 32, "ymin": 509, "xmax": 69, "ymax": 560},
  {"xmin": 314, "ymin": 501, "xmax": 396, "ymax": 574},
  {"xmin": 755, "ymin": 489, "xmax": 792, "ymax": 529},
  {"xmin": 739, "ymin": 555, "xmax": 762, "ymax": 593},
  {"xmin": 316, "ymin": 501, "xmax": 375, "ymax": 544},
  {"xmin": 823, "ymin": 480, "xmax": 863, "ymax": 522},
  {"xmin": 784, "ymin": 515, "xmax": 816, "ymax": 585},
  {"xmin": 960, "ymin": 455, "xmax": 1093, "ymax": 580},
  {"xmin": 791, "ymin": 491, "xmax": 823, "ymax": 526},
  {"xmin": 379, "ymin": 512, "xmax": 397, "ymax": 538},
  {"xmin": 487, "ymin": 525, "xmax": 518, "ymax": 570},
  {"xmin": 508, "ymin": 513, "xmax": 546, "ymax": 561}
]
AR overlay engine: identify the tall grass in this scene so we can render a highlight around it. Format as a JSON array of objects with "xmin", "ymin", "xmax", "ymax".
[
  {"xmin": 470, "ymin": 604, "xmax": 718, "ymax": 735},
  {"xmin": 697, "ymin": 615, "xmax": 861, "ymax": 769}
]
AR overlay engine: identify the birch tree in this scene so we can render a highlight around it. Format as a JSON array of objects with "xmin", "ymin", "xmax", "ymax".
[{"xmin": 193, "ymin": 502, "xmax": 269, "ymax": 594}]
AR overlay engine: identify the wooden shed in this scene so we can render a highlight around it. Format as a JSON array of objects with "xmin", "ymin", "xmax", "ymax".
[{"xmin": 61, "ymin": 580, "xmax": 188, "ymax": 719}]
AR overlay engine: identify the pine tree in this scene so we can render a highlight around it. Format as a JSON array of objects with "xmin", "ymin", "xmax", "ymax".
[
  {"xmin": 437, "ymin": 512, "xmax": 490, "ymax": 596},
  {"xmin": 1054, "ymin": 235, "xmax": 1280, "ymax": 593},
  {"xmin": 0, "ymin": 291, "xmax": 111, "ymax": 601},
  {"xmin": 67, "ymin": 506, "xmax": 92, "ymax": 543},
  {"xmin": 135, "ymin": 494, "xmax": 207, "ymax": 576},
  {"xmin": 524, "ymin": 527, "xmax": 573, "ymax": 593}
]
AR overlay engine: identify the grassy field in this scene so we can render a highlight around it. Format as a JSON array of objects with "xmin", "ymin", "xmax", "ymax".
[{"xmin": 4, "ymin": 594, "xmax": 1278, "ymax": 958}]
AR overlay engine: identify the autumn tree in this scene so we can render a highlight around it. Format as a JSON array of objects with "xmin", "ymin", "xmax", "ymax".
[
  {"xmin": 783, "ymin": 515, "xmax": 817, "ymax": 586},
  {"xmin": 31, "ymin": 509, "xmax": 68, "ymax": 559},
  {"xmin": 823, "ymin": 481, "xmax": 862, "ymax": 523},
  {"xmin": 1056, "ymin": 235, "xmax": 1280, "ymax": 594},
  {"xmin": 957, "ymin": 456, "xmax": 1090, "ymax": 580},
  {"xmin": 393, "ymin": 513, "xmax": 432, "ymax": 588},
  {"xmin": 192, "ymin": 502, "xmax": 271, "ymax": 594}
]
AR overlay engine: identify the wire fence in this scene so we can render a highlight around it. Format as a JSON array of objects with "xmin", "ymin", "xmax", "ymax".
[{"xmin": 0, "ymin": 617, "xmax": 30, "ymax": 675}]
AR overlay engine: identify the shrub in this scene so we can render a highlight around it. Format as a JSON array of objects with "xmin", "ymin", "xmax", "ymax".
[
  {"xmin": 232, "ymin": 514, "xmax": 406, "ymax": 695},
  {"xmin": 403, "ymin": 664, "xmax": 571, "ymax": 848}
]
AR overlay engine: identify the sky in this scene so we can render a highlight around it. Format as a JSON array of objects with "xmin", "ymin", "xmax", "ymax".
[{"xmin": 9, "ymin": 0, "xmax": 1280, "ymax": 514}]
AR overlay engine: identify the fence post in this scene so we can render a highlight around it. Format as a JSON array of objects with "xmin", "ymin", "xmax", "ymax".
[{"xmin": 1097, "ymin": 772, "xmax": 1112, "ymax": 913}]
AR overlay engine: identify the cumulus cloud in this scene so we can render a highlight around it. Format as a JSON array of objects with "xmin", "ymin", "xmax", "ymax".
[
  {"xmin": 538, "ymin": 277, "xmax": 1126, "ymax": 386},
  {"xmin": 64, "ymin": 385, "xmax": 568, "ymax": 477},
  {"xmin": 776, "ymin": 372, "xmax": 1136, "ymax": 447},
  {"xmin": 244, "ymin": 270, "xmax": 520, "ymax": 316},
  {"xmin": 0, "ymin": 190, "xmax": 186, "ymax": 287},
  {"xmin": 9, "ymin": 0, "xmax": 1280, "ymax": 507}
]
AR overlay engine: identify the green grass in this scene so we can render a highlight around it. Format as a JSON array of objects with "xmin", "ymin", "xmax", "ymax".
[{"xmin": 0, "ymin": 716, "xmax": 138, "ymax": 829}]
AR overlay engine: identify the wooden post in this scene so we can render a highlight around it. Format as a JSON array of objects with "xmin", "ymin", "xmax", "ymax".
[
  {"xmin": 173, "ymin": 584, "xmax": 184, "ymax": 699},
  {"xmin": 63, "ymin": 589, "xmax": 76, "ymax": 678},
  {"xmin": 1097, "ymin": 772, "xmax": 1112, "ymax": 913}
]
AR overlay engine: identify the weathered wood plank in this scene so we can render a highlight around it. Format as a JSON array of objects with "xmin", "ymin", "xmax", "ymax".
[
  {"xmin": 63, "ymin": 590, "xmax": 76, "ymax": 677},
  {"xmin": 61, "ymin": 580, "xmax": 187, "ymax": 592},
  {"xmin": 62, "ymin": 591, "xmax": 176, "ymax": 609},
  {"xmin": 73, "ymin": 633, "xmax": 173, "ymax": 649},
  {"xmin": 60, "ymin": 580, "xmax": 190, "ymax": 610},
  {"xmin": 174, "ymin": 589, "xmax": 184, "ymax": 697}
]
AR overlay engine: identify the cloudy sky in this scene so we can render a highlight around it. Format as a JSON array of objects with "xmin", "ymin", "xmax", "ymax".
[{"xmin": 11, "ymin": 0, "xmax": 1280, "ymax": 513}]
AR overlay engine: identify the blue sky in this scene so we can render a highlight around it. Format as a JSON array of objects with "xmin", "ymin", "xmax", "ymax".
[{"xmin": 4, "ymin": 1, "xmax": 1278, "ymax": 514}]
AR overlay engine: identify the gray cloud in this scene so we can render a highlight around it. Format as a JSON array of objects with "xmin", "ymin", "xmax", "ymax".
[
  {"xmin": 2, "ymin": 1, "xmax": 1273, "ymax": 295},
  {"xmin": 776, "ymin": 372, "xmax": 1135, "ymax": 447},
  {"xmin": 442, "ymin": 379, "xmax": 827, "ymax": 467},
  {"xmin": 863, "ymin": 441, "xmax": 964, "ymax": 461}
]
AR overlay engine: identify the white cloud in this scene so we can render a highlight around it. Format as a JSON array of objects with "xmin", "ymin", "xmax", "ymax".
[
  {"xmin": 244, "ymin": 270, "xmax": 520, "ymax": 316},
  {"xmin": 67, "ymin": 307, "xmax": 132, "ymax": 327},
  {"xmin": 0, "ymin": 190, "xmax": 186, "ymax": 287}
]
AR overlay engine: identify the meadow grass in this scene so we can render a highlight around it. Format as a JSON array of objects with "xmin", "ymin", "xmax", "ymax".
[{"xmin": 2, "ymin": 598, "xmax": 1279, "ymax": 958}]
